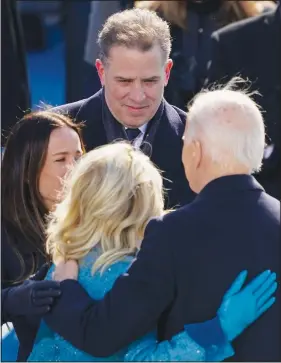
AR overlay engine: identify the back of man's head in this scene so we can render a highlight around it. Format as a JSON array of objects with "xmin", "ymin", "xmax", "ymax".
[
  {"xmin": 97, "ymin": 8, "xmax": 171, "ymax": 64},
  {"xmin": 185, "ymin": 77, "xmax": 265, "ymax": 174}
]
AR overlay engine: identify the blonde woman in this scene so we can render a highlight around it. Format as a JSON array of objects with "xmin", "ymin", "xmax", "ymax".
[{"xmin": 28, "ymin": 142, "xmax": 276, "ymax": 361}]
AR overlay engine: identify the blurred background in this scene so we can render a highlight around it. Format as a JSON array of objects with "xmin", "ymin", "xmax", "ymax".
[{"xmin": 18, "ymin": 0, "xmax": 65, "ymax": 107}]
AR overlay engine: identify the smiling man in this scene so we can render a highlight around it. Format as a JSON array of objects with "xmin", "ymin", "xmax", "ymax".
[{"xmin": 53, "ymin": 8, "xmax": 196, "ymax": 208}]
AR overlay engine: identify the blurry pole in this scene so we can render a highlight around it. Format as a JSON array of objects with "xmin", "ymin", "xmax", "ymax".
[
  {"xmin": 1, "ymin": 0, "xmax": 31, "ymax": 145},
  {"xmin": 62, "ymin": 1, "xmax": 92, "ymax": 103},
  {"xmin": 84, "ymin": 1, "xmax": 122, "ymax": 65}
]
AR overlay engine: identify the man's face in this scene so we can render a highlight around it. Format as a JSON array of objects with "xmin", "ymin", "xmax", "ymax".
[{"xmin": 96, "ymin": 45, "xmax": 173, "ymax": 128}]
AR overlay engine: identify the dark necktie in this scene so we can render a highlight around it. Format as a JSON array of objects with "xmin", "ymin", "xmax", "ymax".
[{"xmin": 126, "ymin": 128, "xmax": 141, "ymax": 141}]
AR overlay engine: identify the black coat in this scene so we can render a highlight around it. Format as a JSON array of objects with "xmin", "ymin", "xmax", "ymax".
[
  {"xmin": 206, "ymin": 6, "xmax": 281, "ymax": 200},
  {"xmin": 45, "ymin": 175, "xmax": 280, "ymax": 361},
  {"xmin": 53, "ymin": 89, "xmax": 196, "ymax": 209},
  {"xmin": 1, "ymin": 230, "xmax": 46, "ymax": 361}
]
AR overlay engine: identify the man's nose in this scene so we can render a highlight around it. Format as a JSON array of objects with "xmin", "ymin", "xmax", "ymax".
[{"xmin": 129, "ymin": 84, "xmax": 146, "ymax": 103}]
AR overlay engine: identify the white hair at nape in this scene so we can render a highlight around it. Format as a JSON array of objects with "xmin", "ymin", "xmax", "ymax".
[{"xmin": 185, "ymin": 76, "xmax": 266, "ymax": 173}]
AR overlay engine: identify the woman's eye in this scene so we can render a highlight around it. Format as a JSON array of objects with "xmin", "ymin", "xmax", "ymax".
[{"xmin": 56, "ymin": 158, "xmax": 66, "ymax": 162}]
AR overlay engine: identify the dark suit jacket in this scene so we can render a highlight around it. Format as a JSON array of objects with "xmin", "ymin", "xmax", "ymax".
[
  {"xmin": 45, "ymin": 175, "xmax": 280, "ymax": 361},
  {"xmin": 206, "ymin": 7, "xmax": 281, "ymax": 200},
  {"xmin": 53, "ymin": 89, "xmax": 195, "ymax": 208}
]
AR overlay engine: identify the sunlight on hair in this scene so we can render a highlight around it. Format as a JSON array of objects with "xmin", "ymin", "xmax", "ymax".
[
  {"xmin": 46, "ymin": 142, "xmax": 165, "ymax": 274},
  {"xmin": 97, "ymin": 7, "xmax": 171, "ymax": 63}
]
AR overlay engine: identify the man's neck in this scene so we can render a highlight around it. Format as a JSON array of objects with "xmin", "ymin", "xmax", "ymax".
[{"xmin": 196, "ymin": 164, "xmax": 251, "ymax": 194}]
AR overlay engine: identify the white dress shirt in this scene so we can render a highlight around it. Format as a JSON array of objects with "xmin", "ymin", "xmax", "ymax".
[{"xmin": 125, "ymin": 123, "xmax": 148, "ymax": 149}]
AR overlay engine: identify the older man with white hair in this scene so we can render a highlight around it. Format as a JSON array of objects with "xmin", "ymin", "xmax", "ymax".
[
  {"xmin": 182, "ymin": 79, "xmax": 265, "ymax": 194},
  {"xmin": 41, "ymin": 78, "xmax": 280, "ymax": 362}
]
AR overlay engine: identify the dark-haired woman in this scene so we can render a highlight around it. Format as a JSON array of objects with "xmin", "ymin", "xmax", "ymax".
[{"xmin": 1, "ymin": 110, "xmax": 84, "ymax": 361}]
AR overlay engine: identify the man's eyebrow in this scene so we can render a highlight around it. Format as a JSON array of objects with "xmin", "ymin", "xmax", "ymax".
[
  {"xmin": 114, "ymin": 76, "xmax": 160, "ymax": 81},
  {"xmin": 114, "ymin": 76, "xmax": 134, "ymax": 81},
  {"xmin": 142, "ymin": 76, "xmax": 160, "ymax": 81}
]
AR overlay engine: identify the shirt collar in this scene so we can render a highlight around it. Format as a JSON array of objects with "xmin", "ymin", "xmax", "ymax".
[{"xmin": 124, "ymin": 123, "xmax": 148, "ymax": 134}]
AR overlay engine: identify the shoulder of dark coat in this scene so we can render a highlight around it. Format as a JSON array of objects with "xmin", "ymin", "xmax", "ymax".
[
  {"xmin": 50, "ymin": 89, "xmax": 103, "ymax": 121},
  {"xmin": 212, "ymin": 9, "xmax": 275, "ymax": 41},
  {"xmin": 162, "ymin": 102, "xmax": 187, "ymax": 138},
  {"xmin": 171, "ymin": 104, "xmax": 187, "ymax": 124}
]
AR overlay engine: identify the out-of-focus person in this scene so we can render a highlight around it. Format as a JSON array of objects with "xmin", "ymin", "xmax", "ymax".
[
  {"xmin": 206, "ymin": 1, "xmax": 281, "ymax": 200},
  {"xmin": 135, "ymin": 0, "xmax": 276, "ymax": 110},
  {"xmin": 1, "ymin": 0, "xmax": 31, "ymax": 145}
]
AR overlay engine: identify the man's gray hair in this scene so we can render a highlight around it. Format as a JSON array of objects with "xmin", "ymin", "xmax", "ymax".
[
  {"xmin": 185, "ymin": 77, "xmax": 266, "ymax": 173},
  {"xmin": 97, "ymin": 8, "xmax": 172, "ymax": 63}
]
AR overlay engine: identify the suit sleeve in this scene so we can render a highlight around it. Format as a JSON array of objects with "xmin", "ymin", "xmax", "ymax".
[{"xmin": 44, "ymin": 218, "xmax": 175, "ymax": 357}]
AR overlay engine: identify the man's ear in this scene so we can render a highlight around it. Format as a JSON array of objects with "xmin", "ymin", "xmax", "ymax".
[
  {"xmin": 193, "ymin": 140, "xmax": 202, "ymax": 169},
  {"xmin": 164, "ymin": 59, "xmax": 173, "ymax": 86},
  {"xmin": 96, "ymin": 59, "xmax": 105, "ymax": 86}
]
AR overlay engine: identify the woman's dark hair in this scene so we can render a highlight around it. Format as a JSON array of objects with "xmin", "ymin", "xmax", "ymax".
[{"xmin": 1, "ymin": 110, "xmax": 85, "ymax": 284}]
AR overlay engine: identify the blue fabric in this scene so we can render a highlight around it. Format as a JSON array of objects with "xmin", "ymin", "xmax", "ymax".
[
  {"xmin": 28, "ymin": 248, "xmax": 233, "ymax": 362},
  {"xmin": 125, "ymin": 320, "xmax": 234, "ymax": 362},
  {"xmin": 1, "ymin": 328, "xmax": 19, "ymax": 362}
]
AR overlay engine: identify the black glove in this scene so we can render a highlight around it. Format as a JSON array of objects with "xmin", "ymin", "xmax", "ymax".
[{"xmin": 5, "ymin": 279, "xmax": 61, "ymax": 317}]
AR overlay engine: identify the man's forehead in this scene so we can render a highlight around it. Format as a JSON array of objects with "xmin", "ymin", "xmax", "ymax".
[
  {"xmin": 106, "ymin": 63, "xmax": 165, "ymax": 79},
  {"xmin": 105, "ymin": 45, "xmax": 166, "ymax": 64}
]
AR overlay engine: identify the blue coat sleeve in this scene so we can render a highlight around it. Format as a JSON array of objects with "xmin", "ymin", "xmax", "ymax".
[
  {"xmin": 124, "ymin": 317, "xmax": 234, "ymax": 362},
  {"xmin": 44, "ymin": 218, "xmax": 175, "ymax": 357}
]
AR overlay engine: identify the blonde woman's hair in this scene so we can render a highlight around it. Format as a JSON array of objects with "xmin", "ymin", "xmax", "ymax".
[{"xmin": 46, "ymin": 142, "xmax": 165, "ymax": 273}]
